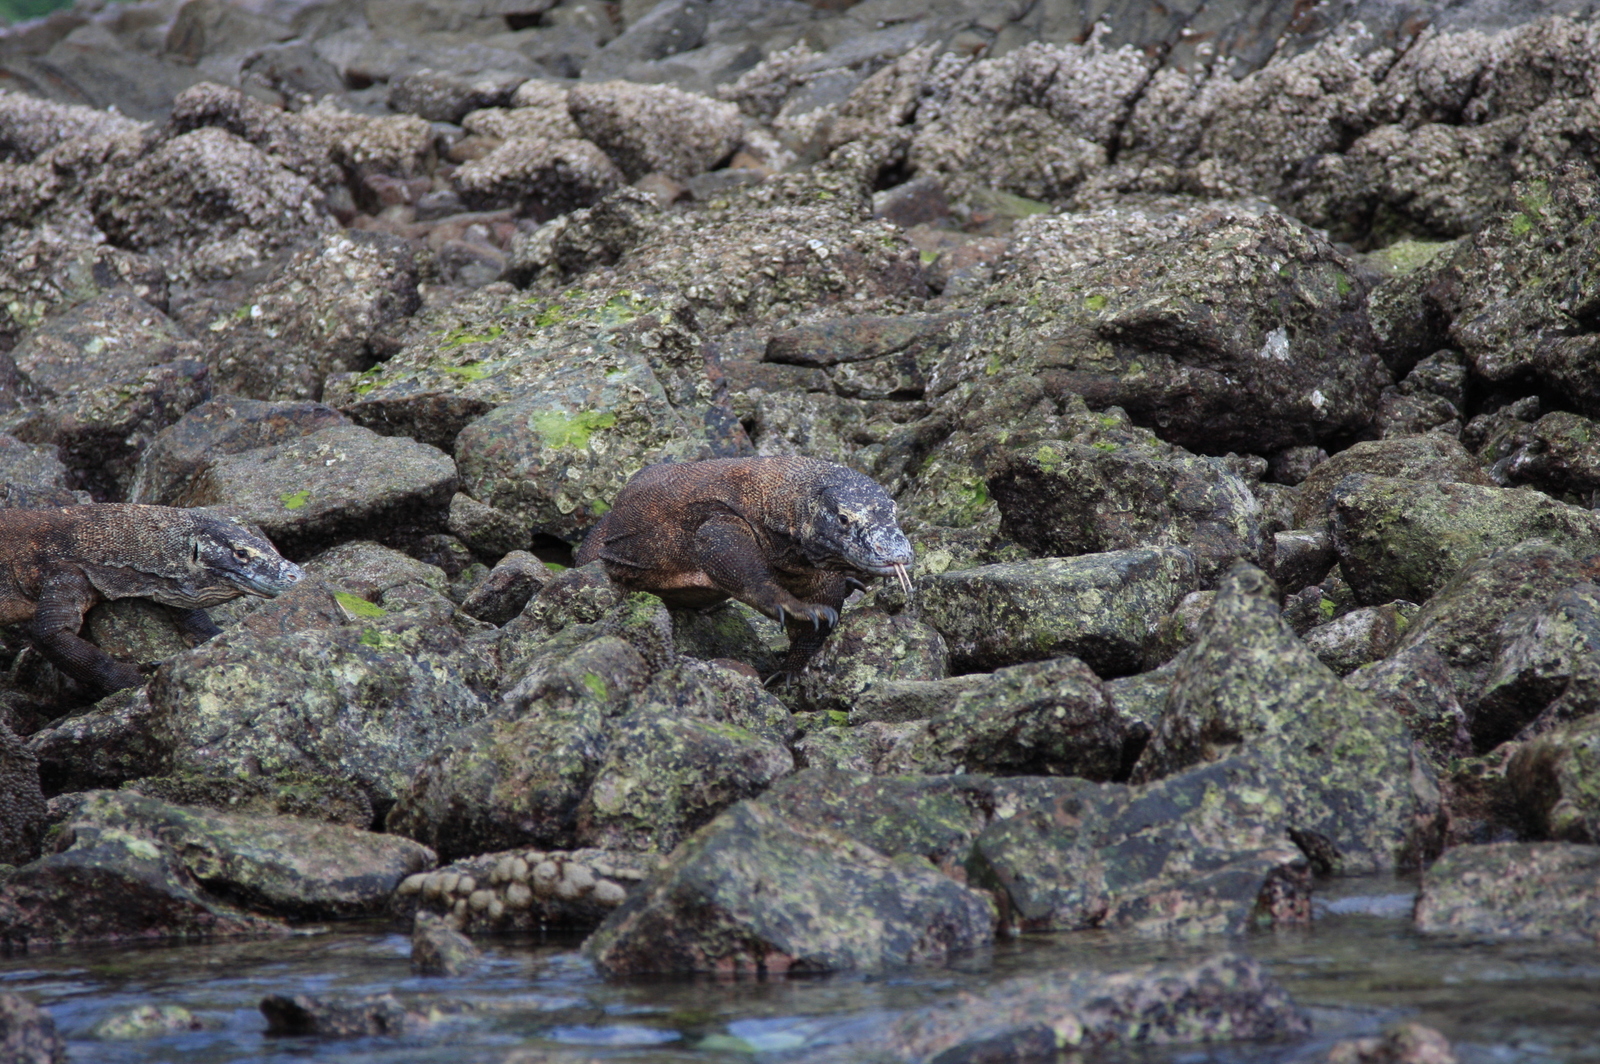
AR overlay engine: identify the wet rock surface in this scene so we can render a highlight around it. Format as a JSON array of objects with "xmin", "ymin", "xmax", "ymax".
[{"xmin": 1, "ymin": 0, "xmax": 1600, "ymax": 1052}]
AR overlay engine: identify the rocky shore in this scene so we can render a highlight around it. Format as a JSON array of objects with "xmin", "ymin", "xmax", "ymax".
[{"xmin": 2, "ymin": 0, "xmax": 1600, "ymax": 1057}]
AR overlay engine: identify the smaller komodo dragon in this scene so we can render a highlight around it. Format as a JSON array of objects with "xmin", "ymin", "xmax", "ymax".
[
  {"xmin": 575, "ymin": 456, "xmax": 914, "ymax": 677},
  {"xmin": 0, "ymin": 504, "xmax": 304, "ymax": 694}
]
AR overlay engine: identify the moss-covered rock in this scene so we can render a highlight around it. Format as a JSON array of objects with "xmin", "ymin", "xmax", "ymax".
[
  {"xmin": 577, "ymin": 661, "xmax": 795, "ymax": 852},
  {"xmin": 1382, "ymin": 541, "xmax": 1595, "ymax": 752},
  {"xmin": 1414, "ymin": 842, "xmax": 1600, "ymax": 943},
  {"xmin": 386, "ymin": 633, "xmax": 651, "ymax": 859},
  {"xmin": 1292, "ymin": 433, "xmax": 1490, "ymax": 530},
  {"xmin": 986, "ymin": 422, "xmax": 1268, "ymax": 585},
  {"xmin": 794, "ymin": 604, "xmax": 948, "ymax": 713},
  {"xmin": 970, "ymin": 757, "xmax": 1306, "ymax": 935},
  {"xmin": 1133, "ymin": 565, "xmax": 1442, "ymax": 872},
  {"xmin": 148, "ymin": 590, "xmax": 499, "ymax": 806},
  {"xmin": 583, "ymin": 799, "xmax": 996, "ymax": 974},
  {"xmin": 916, "ymin": 547, "xmax": 1198, "ymax": 675},
  {"xmin": 3, "ymin": 290, "xmax": 209, "ymax": 498},
  {"xmin": 1477, "ymin": 582, "xmax": 1600, "ymax": 747},
  {"xmin": 120, "ymin": 771, "xmax": 373, "ymax": 829},
  {"xmin": 1330, "ymin": 476, "xmax": 1600, "ymax": 606},
  {"xmin": 1301, "ymin": 600, "xmax": 1418, "ymax": 676},
  {"xmin": 177, "ymin": 423, "xmax": 457, "ymax": 559},
  {"xmin": 888, "ymin": 656, "xmax": 1138, "ymax": 781},
  {"xmin": 927, "ymin": 209, "xmax": 1385, "ymax": 457}
]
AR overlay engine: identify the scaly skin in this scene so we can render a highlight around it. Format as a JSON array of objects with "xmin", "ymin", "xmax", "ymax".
[
  {"xmin": 575, "ymin": 456, "xmax": 914, "ymax": 677},
  {"xmin": 0, "ymin": 504, "xmax": 304, "ymax": 694}
]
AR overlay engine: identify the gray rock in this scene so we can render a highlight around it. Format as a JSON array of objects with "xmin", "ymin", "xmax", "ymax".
[
  {"xmin": 1292, "ymin": 433, "xmax": 1490, "ymax": 530},
  {"xmin": 387, "ymin": 69, "xmax": 523, "ymax": 123},
  {"xmin": 916, "ymin": 547, "xmax": 1199, "ymax": 675},
  {"xmin": 1301, "ymin": 600, "xmax": 1418, "ymax": 676},
  {"xmin": 0, "ymin": 992, "xmax": 67, "ymax": 1064},
  {"xmin": 176, "ymin": 423, "xmax": 456, "ymax": 559},
  {"xmin": 458, "ymin": 550, "xmax": 550, "ymax": 624},
  {"xmin": 88, "ymin": 126, "xmax": 334, "ymax": 282},
  {"xmin": 129, "ymin": 397, "xmax": 349, "ymax": 507},
  {"xmin": 4, "ymin": 290, "xmax": 209, "ymax": 499},
  {"xmin": 583, "ymin": 799, "xmax": 996, "ymax": 974},
  {"xmin": 1331, "ymin": 477, "xmax": 1600, "ymax": 606},
  {"xmin": 451, "ymin": 135, "xmax": 623, "ymax": 216},
  {"xmin": 567, "ymin": 79, "xmax": 741, "ymax": 180},
  {"xmin": 874, "ymin": 954, "xmax": 1308, "ymax": 1060},
  {"xmin": 890, "ymin": 656, "xmax": 1137, "ymax": 781},
  {"xmin": 1415, "ymin": 842, "xmax": 1600, "ymax": 943},
  {"xmin": 1506, "ymin": 714, "xmax": 1600, "ymax": 844},
  {"xmin": 1133, "ymin": 564, "xmax": 1442, "ymax": 873},
  {"xmin": 409, "ymin": 912, "xmax": 480, "ymax": 975},
  {"xmin": 1477, "ymin": 581, "xmax": 1600, "ymax": 747}
]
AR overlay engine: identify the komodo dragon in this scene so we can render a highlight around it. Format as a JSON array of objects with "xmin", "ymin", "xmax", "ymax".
[
  {"xmin": 575, "ymin": 456, "xmax": 915, "ymax": 676},
  {"xmin": 0, "ymin": 504, "xmax": 304, "ymax": 694}
]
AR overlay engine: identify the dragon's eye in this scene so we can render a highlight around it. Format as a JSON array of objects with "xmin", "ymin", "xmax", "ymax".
[
  {"xmin": 233, "ymin": 547, "xmax": 252, "ymax": 562},
  {"xmin": 837, "ymin": 512, "xmax": 851, "ymax": 527}
]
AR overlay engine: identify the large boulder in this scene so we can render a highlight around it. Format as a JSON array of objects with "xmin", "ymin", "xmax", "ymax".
[
  {"xmin": 1133, "ymin": 564, "xmax": 1443, "ymax": 872},
  {"xmin": 583, "ymin": 800, "xmax": 996, "ymax": 974},
  {"xmin": 927, "ymin": 209, "xmax": 1387, "ymax": 457}
]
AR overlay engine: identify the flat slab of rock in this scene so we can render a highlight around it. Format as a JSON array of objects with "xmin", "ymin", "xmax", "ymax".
[
  {"xmin": 916, "ymin": 548, "xmax": 1199, "ymax": 675},
  {"xmin": 1415, "ymin": 842, "xmax": 1600, "ymax": 943},
  {"xmin": 0, "ymin": 789, "xmax": 433, "ymax": 949},
  {"xmin": 583, "ymin": 800, "xmax": 996, "ymax": 974},
  {"xmin": 179, "ymin": 422, "xmax": 456, "ymax": 557}
]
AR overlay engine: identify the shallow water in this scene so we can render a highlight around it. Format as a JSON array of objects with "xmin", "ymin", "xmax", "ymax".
[{"xmin": 4, "ymin": 877, "xmax": 1598, "ymax": 1064}]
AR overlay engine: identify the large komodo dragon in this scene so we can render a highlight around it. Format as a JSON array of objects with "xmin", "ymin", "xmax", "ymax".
[
  {"xmin": 0, "ymin": 504, "xmax": 304, "ymax": 694},
  {"xmin": 575, "ymin": 456, "xmax": 915, "ymax": 676}
]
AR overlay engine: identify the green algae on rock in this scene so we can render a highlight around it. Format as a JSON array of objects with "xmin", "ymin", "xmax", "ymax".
[
  {"xmin": 583, "ymin": 799, "xmax": 996, "ymax": 974},
  {"xmin": 1133, "ymin": 564, "xmax": 1443, "ymax": 873}
]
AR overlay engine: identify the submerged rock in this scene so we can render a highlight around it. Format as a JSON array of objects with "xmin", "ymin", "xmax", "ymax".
[
  {"xmin": 0, "ymin": 992, "xmax": 66, "ymax": 1064},
  {"xmin": 876, "ymin": 954, "xmax": 1308, "ymax": 1061}
]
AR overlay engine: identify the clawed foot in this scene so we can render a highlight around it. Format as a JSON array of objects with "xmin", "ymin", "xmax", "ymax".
[{"xmin": 773, "ymin": 602, "xmax": 839, "ymax": 632}]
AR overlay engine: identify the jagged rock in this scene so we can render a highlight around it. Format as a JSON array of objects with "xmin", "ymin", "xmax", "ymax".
[
  {"xmin": 1478, "ymin": 410, "xmax": 1600, "ymax": 501},
  {"xmin": 452, "ymin": 136, "xmax": 623, "ymax": 216},
  {"xmin": 583, "ymin": 799, "xmax": 996, "ymax": 974},
  {"xmin": 985, "ymin": 415, "xmax": 1268, "ymax": 584},
  {"xmin": 971, "ymin": 758, "xmax": 1310, "ymax": 934},
  {"xmin": 1477, "ymin": 581, "xmax": 1600, "ymax": 744},
  {"xmin": 929, "ymin": 208, "xmax": 1386, "ymax": 457},
  {"xmin": 129, "ymin": 396, "xmax": 350, "ymax": 506},
  {"xmin": 120, "ymin": 771, "xmax": 374, "ymax": 829},
  {"xmin": 884, "ymin": 656, "xmax": 1138, "ymax": 781},
  {"xmin": 458, "ymin": 550, "xmax": 550, "ymax": 624},
  {"xmin": 795, "ymin": 604, "xmax": 949, "ymax": 714},
  {"xmin": 171, "ymin": 422, "xmax": 457, "ymax": 559},
  {"xmin": 88, "ymin": 126, "xmax": 334, "ymax": 281},
  {"xmin": 148, "ymin": 582, "xmax": 497, "ymax": 805},
  {"xmin": 1133, "ymin": 564, "xmax": 1442, "ymax": 872},
  {"xmin": 1292, "ymin": 434, "xmax": 1491, "ymax": 530},
  {"xmin": 195, "ymin": 229, "xmax": 421, "ymax": 401},
  {"xmin": 1302, "ymin": 601, "xmax": 1418, "ymax": 676},
  {"xmin": 567, "ymin": 79, "xmax": 741, "ymax": 180}
]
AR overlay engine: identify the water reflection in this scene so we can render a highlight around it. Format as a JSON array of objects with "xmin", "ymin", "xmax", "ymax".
[{"xmin": 1, "ymin": 877, "xmax": 1597, "ymax": 1064}]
